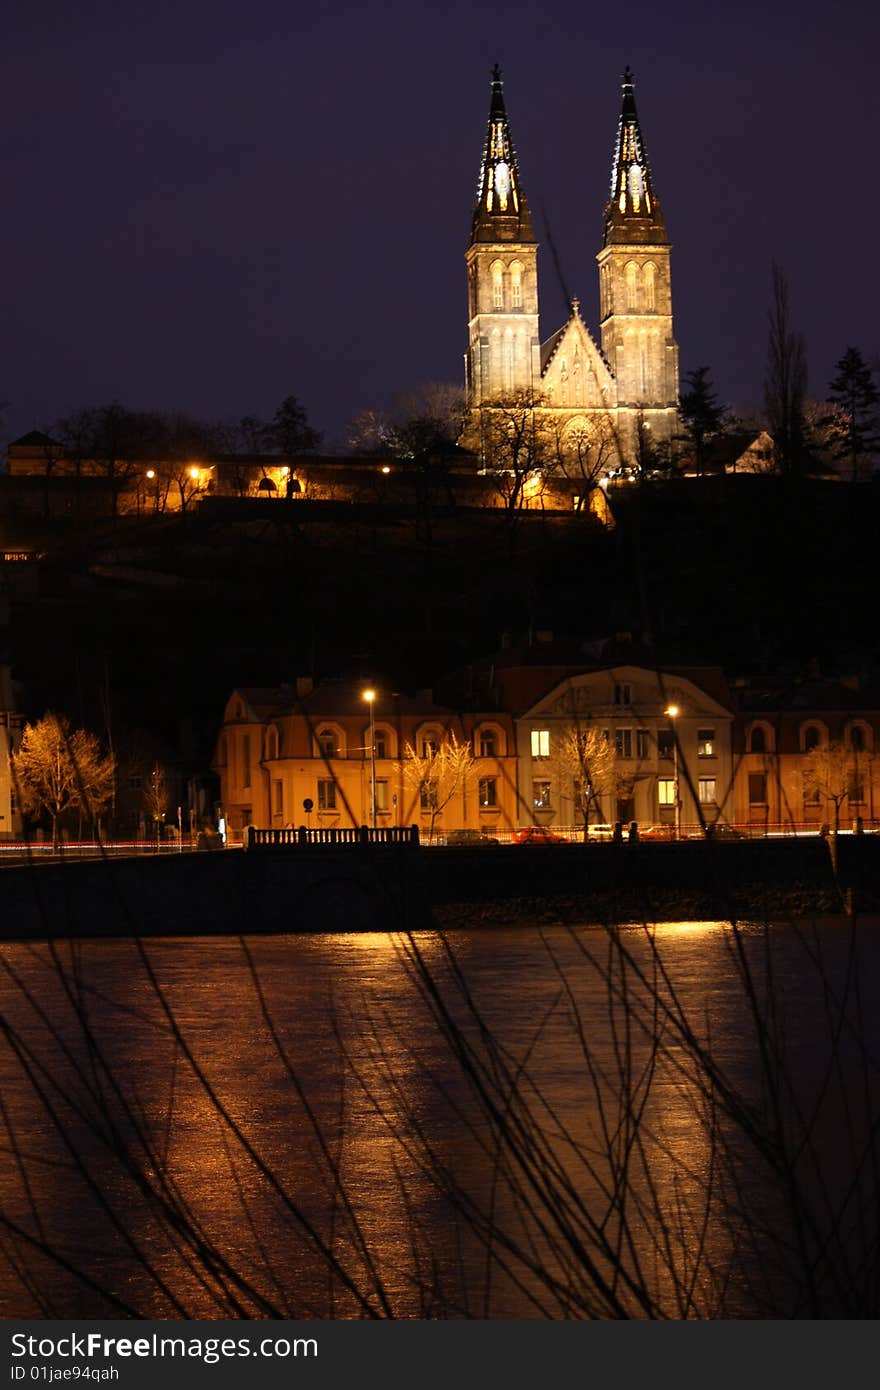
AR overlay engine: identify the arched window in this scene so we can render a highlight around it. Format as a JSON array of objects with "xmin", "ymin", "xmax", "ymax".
[
  {"xmin": 504, "ymin": 328, "xmax": 515, "ymax": 389},
  {"xmin": 315, "ymin": 725, "xmax": 342, "ymax": 759},
  {"xmin": 638, "ymin": 331, "xmax": 648, "ymax": 395},
  {"xmin": 491, "ymin": 260, "xmax": 504, "ymax": 309},
  {"xmin": 848, "ymin": 722, "xmax": 872, "ymax": 753},
  {"xmin": 264, "ymin": 726, "xmax": 280, "ymax": 760},
  {"xmin": 371, "ymin": 724, "xmax": 396, "ymax": 760},
  {"xmin": 418, "ymin": 726, "xmax": 443, "ymax": 759},
  {"xmin": 510, "ymin": 260, "xmax": 523, "ymax": 308},
  {"xmin": 644, "ymin": 263, "xmax": 656, "ymax": 311},
  {"xmin": 477, "ymin": 725, "xmax": 504, "ymax": 758},
  {"xmin": 801, "ymin": 723, "xmax": 825, "ymax": 753},
  {"xmin": 749, "ymin": 726, "xmax": 766, "ymax": 754},
  {"xmin": 625, "ymin": 261, "xmax": 639, "ymax": 310}
]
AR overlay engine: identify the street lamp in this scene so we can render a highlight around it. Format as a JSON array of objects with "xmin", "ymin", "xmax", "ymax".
[
  {"xmin": 665, "ymin": 704, "xmax": 680, "ymax": 840},
  {"xmin": 362, "ymin": 688, "xmax": 377, "ymax": 830}
]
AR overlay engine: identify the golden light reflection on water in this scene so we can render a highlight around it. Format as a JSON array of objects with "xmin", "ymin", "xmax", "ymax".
[{"xmin": 2, "ymin": 920, "xmax": 879, "ymax": 1318}]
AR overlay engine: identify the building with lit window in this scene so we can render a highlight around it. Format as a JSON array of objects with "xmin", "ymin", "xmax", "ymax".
[
  {"xmin": 463, "ymin": 67, "xmax": 679, "ymax": 469},
  {"xmin": 213, "ymin": 680, "xmax": 517, "ymax": 842}
]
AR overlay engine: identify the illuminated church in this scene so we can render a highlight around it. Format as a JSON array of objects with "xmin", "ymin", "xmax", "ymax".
[{"xmin": 464, "ymin": 67, "xmax": 679, "ymax": 462}]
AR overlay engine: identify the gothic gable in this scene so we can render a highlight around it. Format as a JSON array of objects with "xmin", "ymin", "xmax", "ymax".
[{"xmin": 540, "ymin": 307, "xmax": 616, "ymax": 411}]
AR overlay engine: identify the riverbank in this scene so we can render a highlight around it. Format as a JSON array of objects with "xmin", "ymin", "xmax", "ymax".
[
  {"xmin": 431, "ymin": 882, "xmax": 849, "ymax": 929},
  {"xmin": 0, "ymin": 835, "xmax": 876, "ymax": 939}
]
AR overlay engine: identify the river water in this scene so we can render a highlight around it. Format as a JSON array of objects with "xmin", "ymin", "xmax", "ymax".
[{"xmin": 1, "ymin": 919, "xmax": 878, "ymax": 1320}]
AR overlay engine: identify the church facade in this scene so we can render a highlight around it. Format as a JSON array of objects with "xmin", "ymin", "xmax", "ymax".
[{"xmin": 463, "ymin": 67, "xmax": 680, "ymax": 468}]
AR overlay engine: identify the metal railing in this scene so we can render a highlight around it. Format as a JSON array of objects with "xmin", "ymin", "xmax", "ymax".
[{"xmin": 243, "ymin": 825, "xmax": 421, "ymax": 849}]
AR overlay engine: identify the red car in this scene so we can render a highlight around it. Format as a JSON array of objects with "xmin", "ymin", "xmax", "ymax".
[{"xmin": 512, "ymin": 826, "xmax": 568, "ymax": 845}]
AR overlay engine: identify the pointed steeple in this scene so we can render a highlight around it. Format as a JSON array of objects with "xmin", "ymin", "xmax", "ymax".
[
  {"xmin": 471, "ymin": 65, "xmax": 535, "ymax": 244},
  {"xmin": 603, "ymin": 67, "xmax": 667, "ymax": 247}
]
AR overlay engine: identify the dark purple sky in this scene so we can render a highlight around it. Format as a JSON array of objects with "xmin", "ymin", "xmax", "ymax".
[{"xmin": 2, "ymin": 0, "xmax": 877, "ymax": 450}]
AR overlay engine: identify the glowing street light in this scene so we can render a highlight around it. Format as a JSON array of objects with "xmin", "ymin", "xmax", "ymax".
[
  {"xmin": 362, "ymin": 688, "xmax": 377, "ymax": 830},
  {"xmin": 665, "ymin": 705, "xmax": 681, "ymax": 840}
]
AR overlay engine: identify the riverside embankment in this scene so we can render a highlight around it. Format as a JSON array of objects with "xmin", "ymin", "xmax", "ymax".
[{"xmin": 1, "ymin": 836, "xmax": 878, "ymax": 940}]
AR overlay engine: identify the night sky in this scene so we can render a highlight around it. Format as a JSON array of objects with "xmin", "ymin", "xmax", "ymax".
[{"xmin": 2, "ymin": 0, "xmax": 878, "ymax": 450}]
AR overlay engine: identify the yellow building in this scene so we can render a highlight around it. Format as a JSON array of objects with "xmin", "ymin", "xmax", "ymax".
[
  {"xmin": 732, "ymin": 682, "xmax": 879, "ymax": 832},
  {"xmin": 213, "ymin": 679, "xmax": 518, "ymax": 843}
]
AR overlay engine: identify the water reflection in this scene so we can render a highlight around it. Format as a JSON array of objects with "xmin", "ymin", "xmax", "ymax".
[{"xmin": 1, "ymin": 920, "xmax": 878, "ymax": 1318}]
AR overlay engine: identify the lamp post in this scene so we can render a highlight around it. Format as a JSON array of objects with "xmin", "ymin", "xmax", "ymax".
[
  {"xmin": 665, "ymin": 704, "xmax": 681, "ymax": 840},
  {"xmin": 362, "ymin": 688, "xmax": 377, "ymax": 830}
]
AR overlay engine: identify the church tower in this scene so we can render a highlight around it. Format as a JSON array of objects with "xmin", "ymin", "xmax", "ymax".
[
  {"xmin": 465, "ymin": 66, "xmax": 541, "ymax": 406},
  {"xmin": 596, "ymin": 69, "xmax": 679, "ymax": 437}
]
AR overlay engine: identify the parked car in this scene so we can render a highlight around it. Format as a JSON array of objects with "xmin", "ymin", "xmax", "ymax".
[
  {"xmin": 704, "ymin": 823, "xmax": 744, "ymax": 840},
  {"xmin": 640, "ymin": 824, "xmax": 676, "ymax": 840},
  {"xmin": 512, "ymin": 826, "xmax": 568, "ymax": 845},
  {"xmin": 445, "ymin": 829, "xmax": 500, "ymax": 846}
]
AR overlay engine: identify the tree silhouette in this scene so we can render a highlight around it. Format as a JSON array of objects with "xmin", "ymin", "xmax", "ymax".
[
  {"xmin": 678, "ymin": 366, "xmax": 726, "ymax": 474},
  {"xmin": 825, "ymin": 346, "xmax": 880, "ymax": 482},
  {"xmin": 764, "ymin": 263, "xmax": 808, "ymax": 477}
]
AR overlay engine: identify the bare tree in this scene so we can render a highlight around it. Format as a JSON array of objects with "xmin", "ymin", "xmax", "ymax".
[
  {"xmin": 551, "ymin": 724, "xmax": 618, "ymax": 836},
  {"xmin": 801, "ymin": 740, "xmax": 862, "ymax": 871},
  {"xmin": 546, "ymin": 413, "xmax": 624, "ymax": 502},
  {"xmin": 143, "ymin": 762, "xmax": 171, "ymax": 844},
  {"xmin": 764, "ymin": 263, "xmax": 808, "ymax": 477},
  {"xmin": 12, "ymin": 713, "xmax": 116, "ymax": 848},
  {"xmin": 403, "ymin": 733, "xmax": 475, "ymax": 843}
]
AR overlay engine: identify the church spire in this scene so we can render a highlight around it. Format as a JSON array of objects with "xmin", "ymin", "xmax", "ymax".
[
  {"xmin": 471, "ymin": 65, "xmax": 535, "ymax": 244},
  {"xmin": 603, "ymin": 67, "xmax": 667, "ymax": 247}
]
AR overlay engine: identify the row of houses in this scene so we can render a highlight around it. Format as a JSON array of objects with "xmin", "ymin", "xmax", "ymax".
[{"xmin": 215, "ymin": 644, "xmax": 879, "ymax": 839}]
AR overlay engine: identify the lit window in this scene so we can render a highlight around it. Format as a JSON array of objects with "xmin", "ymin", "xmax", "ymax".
[
  {"xmin": 317, "ymin": 779, "xmax": 336, "ymax": 811},
  {"xmin": 644, "ymin": 262, "xmax": 656, "ymax": 311},
  {"xmin": 531, "ymin": 729, "xmax": 550, "ymax": 758},
  {"xmin": 479, "ymin": 777, "xmax": 498, "ymax": 808},
  {"xmin": 533, "ymin": 780, "xmax": 552, "ymax": 809},
  {"xmin": 479, "ymin": 730, "xmax": 497, "ymax": 757},
  {"xmin": 697, "ymin": 729, "xmax": 716, "ymax": 758},
  {"xmin": 636, "ymin": 729, "xmax": 649, "ymax": 760},
  {"xmin": 698, "ymin": 778, "xmax": 716, "ymax": 805},
  {"xmin": 658, "ymin": 779, "xmax": 676, "ymax": 806},
  {"xmin": 748, "ymin": 773, "xmax": 767, "ymax": 805},
  {"xmin": 510, "ymin": 260, "xmax": 523, "ymax": 307}
]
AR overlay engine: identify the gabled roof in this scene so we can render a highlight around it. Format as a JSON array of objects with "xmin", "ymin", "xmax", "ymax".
[
  {"xmin": 539, "ymin": 298, "xmax": 616, "ymax": 393},
  {"xmin": 10, "ymin": 430, "xmax": 59, "ymax": 447}
]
